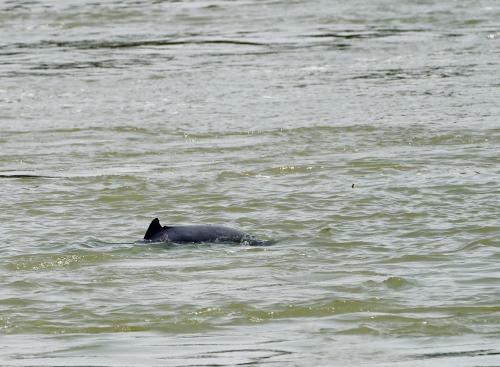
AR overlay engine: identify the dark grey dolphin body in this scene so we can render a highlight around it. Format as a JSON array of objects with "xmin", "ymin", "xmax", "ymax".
[{"xmin": 144, "ymin": 218, "xmax": 254, "ymax": 244}]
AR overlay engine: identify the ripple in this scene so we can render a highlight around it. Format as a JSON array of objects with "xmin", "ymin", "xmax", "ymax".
[{"xmin": 4, "ymin": 252, "xmax": 117, "ymax": 271}]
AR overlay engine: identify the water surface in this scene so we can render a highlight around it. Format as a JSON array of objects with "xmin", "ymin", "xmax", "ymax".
[{"xmin": 1, "ymin": 0, "xmax": 499, "ymax": 365}]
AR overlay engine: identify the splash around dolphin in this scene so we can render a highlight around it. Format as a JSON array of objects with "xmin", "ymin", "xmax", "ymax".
[{"xmin": 143, "ymin": 218, "xmax": 263, "ymax": 245}]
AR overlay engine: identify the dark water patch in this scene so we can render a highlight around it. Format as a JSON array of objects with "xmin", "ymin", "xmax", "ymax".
[
  {"xmin": 0, "ymin": 70, "xmax": 73, "ymax": 78},
  {"xmin": 442, "ymin": 32, "xmax": 465, "ymax": 38},
  {"xmin": 414, "ymin": 348, "xmax": 500, "ymax": 359},
  {"xmin": 33, "ymin": 60, "xmax": 114, "ymax": 70},
  {"xmin": 31, "ymin": 59, "xmax": 134, "ymax": 70},
  {"xmin": 0, "ymin": 173, "xmax": 57, "ymax": 179},
  {"xmin": 308, "ymin": 27, "xmax": 427, "ymax": 40},
  {"xmin": 6, "ymin": 38, "xmax": 268, "ymax": 51},
  {"xmin": 305, "ymin": 42, "xmax": 352, "ymax": 51},
  {"xmin": 352, "ymin": 66, "xmax": 473, "ymax": 81}
]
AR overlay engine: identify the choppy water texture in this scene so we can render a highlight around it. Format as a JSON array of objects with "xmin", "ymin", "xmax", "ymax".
[{"xmin": 1, "ymin": 0, "xmax": 500, "ymax": 366}]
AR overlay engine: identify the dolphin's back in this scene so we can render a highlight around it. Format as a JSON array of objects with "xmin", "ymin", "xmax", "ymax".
[
  {"xmin": 144, "ymin": 218, "xmax": 248, "ymax": 243},
  {"xmin": 165, "ymin": 225, "xmax": 246, "ymax": 243}
]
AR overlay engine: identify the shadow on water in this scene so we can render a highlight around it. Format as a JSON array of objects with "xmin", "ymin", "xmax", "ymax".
[{"xmin": 141, "ymin": 237, "xmax": 277, "ymax": 249}]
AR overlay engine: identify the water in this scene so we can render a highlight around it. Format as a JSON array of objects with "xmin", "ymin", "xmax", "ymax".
[{"xmin": 1, "ymin": 0, "xmax": 500, "ymax": 365}]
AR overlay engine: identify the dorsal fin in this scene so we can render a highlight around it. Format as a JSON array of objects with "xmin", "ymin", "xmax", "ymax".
[{"xmin": 144, "ymin": 218, "xmax": 164, "ymax": 240}]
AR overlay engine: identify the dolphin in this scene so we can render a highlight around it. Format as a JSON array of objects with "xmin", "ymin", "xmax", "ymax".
[{"xmin": 143, "ymin": 218, "xmax": 258, "ymax": 244}]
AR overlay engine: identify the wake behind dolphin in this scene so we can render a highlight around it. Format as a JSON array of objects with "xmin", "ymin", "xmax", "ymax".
[{"xmin": 144, "ymin": 218, "xmax": 264, "ymax": 245}]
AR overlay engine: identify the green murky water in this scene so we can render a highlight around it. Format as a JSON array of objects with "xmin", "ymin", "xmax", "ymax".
[{"xmin": 1, "ymin": 0, "xmax": 499, "ymax": 365}]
